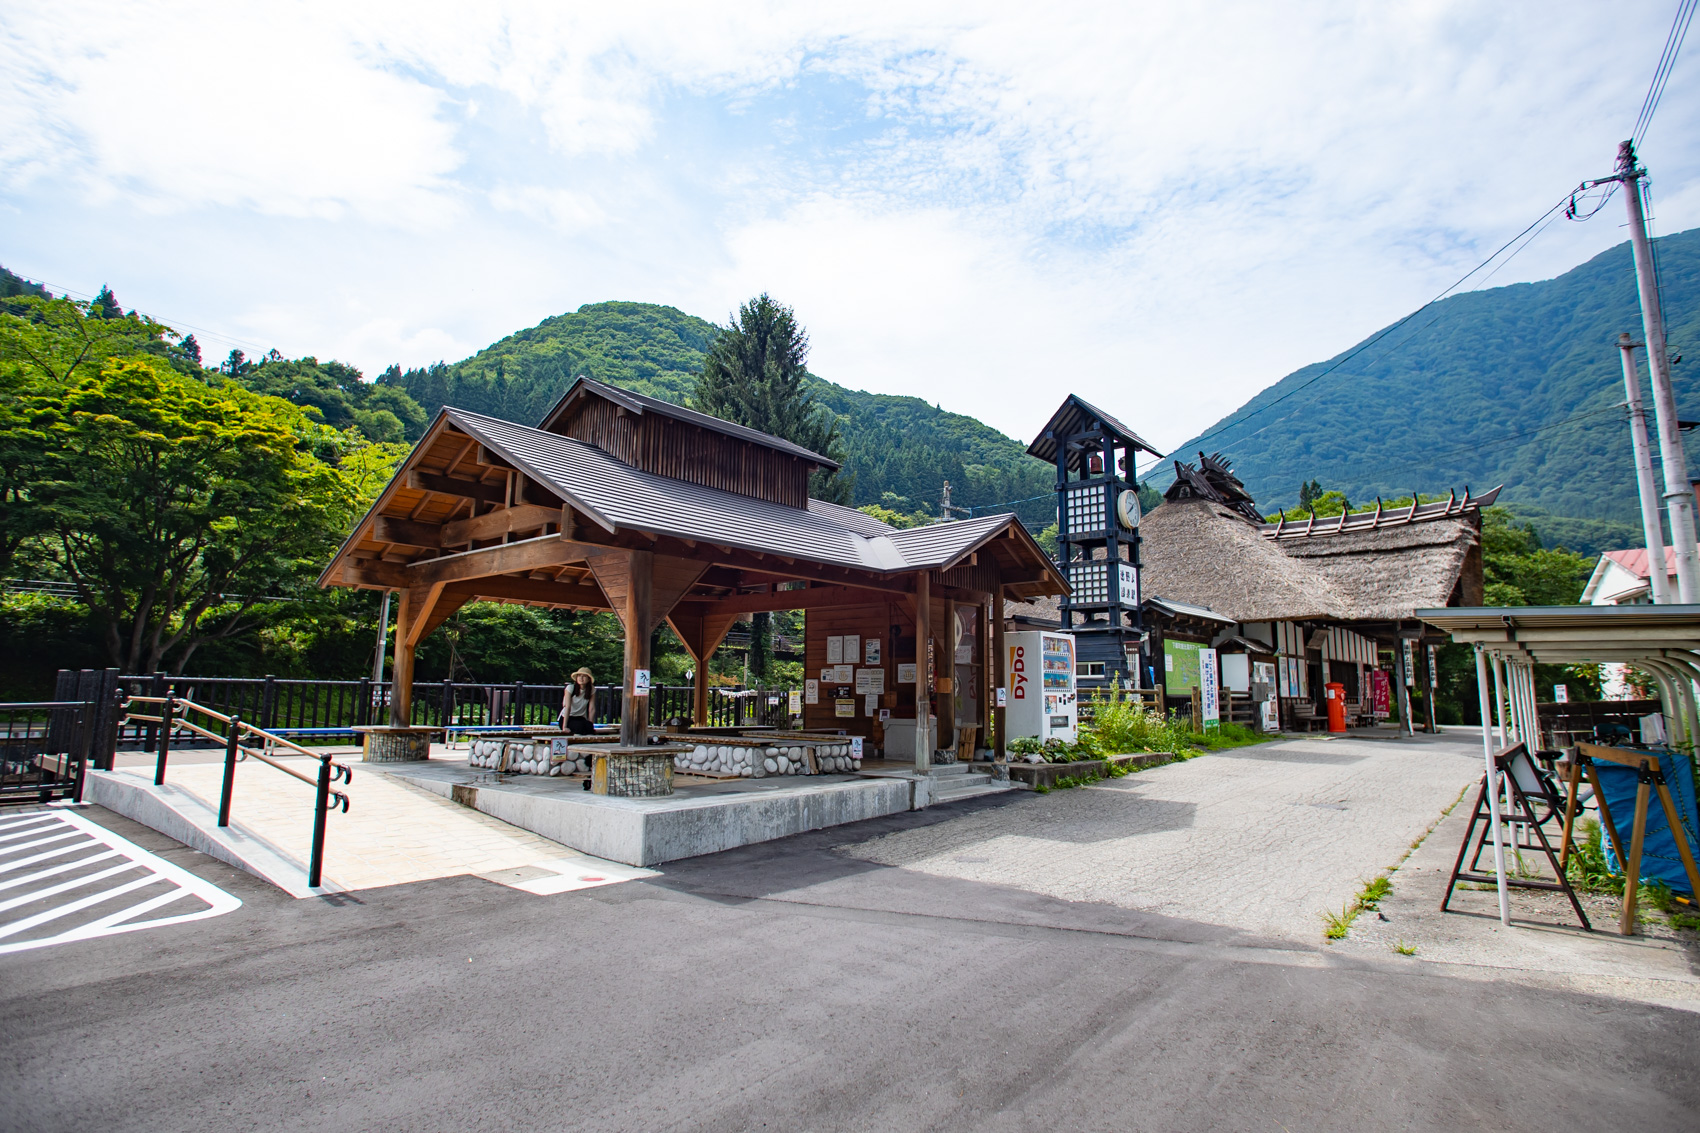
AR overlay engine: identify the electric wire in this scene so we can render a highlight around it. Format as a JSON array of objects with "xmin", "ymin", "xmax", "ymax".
[
  {"xmin": 1148, "ymin": 193, "xmax": 1577, "ymax": 478},
  {"xmin": 10, "ymin": 273, "xmax": 278, "ymax": 358},
  {"xmin": 1633, "ymin": 0, "xmax": 1698, "ymax": 146}
]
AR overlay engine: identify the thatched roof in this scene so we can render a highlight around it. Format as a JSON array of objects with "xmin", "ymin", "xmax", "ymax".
[
  {"xmin": 1138, "ymin": 496, "xmax": 1482, "ymax": 623},
  {"xmin": 1140, "ymin": 498, "xmax": 1342, "ymax": 621},
  {"xmin": 1281, "ymin": 517, "xmax": 1482, "ymax": 619}
]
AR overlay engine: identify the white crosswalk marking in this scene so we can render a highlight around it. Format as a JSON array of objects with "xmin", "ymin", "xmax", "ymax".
[{"xmin": 0, "ymin": 809, "xmax": 240, "ymax": 954}]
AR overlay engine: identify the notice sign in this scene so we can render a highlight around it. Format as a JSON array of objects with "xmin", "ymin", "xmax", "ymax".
[
  {"xmin": 789, "ymin": 690, "xmax": 802, "ymax": 714},
  {"xmin": 850, "ymin": 737, "xmax": 864, "ymax": 758},
  {"xmin": 898, "ymin": 663, "xmax": 918, "ymax": 684},
  {"xmin": 827, "ymin": 636, "xmax": 843, "ymax": 665},
  {"xmin": 1372, "ymin": 670, "xmax": 1391, "ymax": 716},
  {"xmin": 995, "ymin": 687, "xmax": 1007, "ymax": 708},
  {"xmin": 1555, "ymin": 685, "xmax": 1569, "ymax": 703},
  {"xmin": 1118, "ymin": 562, "xmax": 1138, "ymax": 605},
  {"xmin": 834, "ymin": 698, "xmax": 855, "ymax": 718},
  {"xmin": 864, "ymin": 638, "xmax": 881, "ymax": 665},
  {"xmin": 1199, "ymin": 648, "xmax": 1220, "ymax": 730},
  {"xmin": 1402, "ymin": 640, "xmax": 1416, "ymax": 686},
  {"xmin": 633, "ymin": 668, "xmax": 651, "ymax": 695},
  {"xmin": 865, "ymin": 693, "xmax": 877, "ymax": 716},
  {"xmin": 832, "ymin": 664, "xmax": 854, "ymax": 684},
  {"xmin": 844, "ymin": 635, "xmax": 861, "ymax": 664},
  {"xmin": 855, "ymin": 668, "xmax": 885, "ymax": 694},
  {"xmin": 805, "ymin": 679, "xmax": 819, "ymax": 705}
]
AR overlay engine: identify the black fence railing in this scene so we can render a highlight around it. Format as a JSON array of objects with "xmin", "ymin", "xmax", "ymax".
[
  {"xmin": 0, "ymin": 701, "xmax": 94, "ymax": 805},
  {"xmin": 113, "ymin": 674, "xmax": 797, "ymax": 744}
]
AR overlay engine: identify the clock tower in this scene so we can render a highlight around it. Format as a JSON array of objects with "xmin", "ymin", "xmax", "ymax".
[{"xmin": 1027, "ymin": 395, "xmax": 1161, "ymax": 690}]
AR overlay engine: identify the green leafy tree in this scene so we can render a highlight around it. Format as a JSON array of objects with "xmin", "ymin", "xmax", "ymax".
[
  {"xmin": 22, "ymin": 358, "xmax": 360, "ymax": 673},
  {"xmin": 234, "ymin": 355, "xmax": 428, "ymax": 443}
]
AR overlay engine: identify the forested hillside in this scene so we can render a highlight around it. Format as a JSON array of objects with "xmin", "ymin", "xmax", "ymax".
[
  {"xmin": 1174, "ymin": 228, "xmax": 1700, "ymax": 523},
  {"xmin": 383, "ymin": 302, "xmax": 1056, "ymax": 527}
]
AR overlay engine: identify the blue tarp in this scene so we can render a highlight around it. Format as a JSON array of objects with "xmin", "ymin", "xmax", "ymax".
[{"xmin": 1597, "ymin": 748, "xmax": 1700, "ymax": 896}]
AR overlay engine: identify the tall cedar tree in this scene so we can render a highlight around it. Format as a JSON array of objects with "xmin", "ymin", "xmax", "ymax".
[
  {"xmin": 692, "ymin": 295, "xmax": 851, "ymax": 681},
  {"xmin": 691, "ymin": 294, "xmax": 852, "ymax": 506}
]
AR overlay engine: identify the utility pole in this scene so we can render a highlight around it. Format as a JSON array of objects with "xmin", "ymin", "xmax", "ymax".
[
  {"xmin": 1616, "ymin": 140, "xmax": 1699, "ymax": 601},
  {"xmin": 372, "ymin": 590, "xmax": 391, "ymax": 685},
  {"xmin": 1620, "ymin": 333, "xmax": 1672, "ymax": 603}
]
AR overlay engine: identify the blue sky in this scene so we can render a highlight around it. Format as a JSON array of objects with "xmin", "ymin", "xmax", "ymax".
[{"xmin": 3, "ymin": 2, "xmax": 1697, "ymax": 463}]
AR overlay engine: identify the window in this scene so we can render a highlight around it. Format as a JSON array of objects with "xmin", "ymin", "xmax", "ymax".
[{"xmin": 1077, "ymin": 661, "xmax": 1106, "ymax": 678}]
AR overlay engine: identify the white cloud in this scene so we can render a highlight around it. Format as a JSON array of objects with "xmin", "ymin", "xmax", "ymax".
[{"xmin": 2, "ymin": 0, "xmax": 1695, "ymax": 456}]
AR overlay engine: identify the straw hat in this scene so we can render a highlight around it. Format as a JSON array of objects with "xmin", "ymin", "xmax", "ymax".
[{"xmin": 570, "ymin": 667, "xmax": 595, "ymax": 683}]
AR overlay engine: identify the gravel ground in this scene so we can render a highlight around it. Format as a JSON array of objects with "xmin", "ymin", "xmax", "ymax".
[{"xmin": 841, "ymin": 729, "xmax": 1484, "ymax": 941}]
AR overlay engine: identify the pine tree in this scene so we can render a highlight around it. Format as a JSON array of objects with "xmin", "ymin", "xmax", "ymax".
[{"xmin": 692, "ymin": 294, "xmax": 852, "ymax": 505}]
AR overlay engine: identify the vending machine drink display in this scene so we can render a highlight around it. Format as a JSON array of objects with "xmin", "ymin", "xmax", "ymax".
[{"xmin": 1006, "ymin": 631, "xmax": 1078, "ymax": 743}]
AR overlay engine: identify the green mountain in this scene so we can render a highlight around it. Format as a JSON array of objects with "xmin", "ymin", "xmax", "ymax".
[
  {"xmin": 382, "ymin": 301, "xmax": 1056, "ymax": 527},
  {"xmin": 1171, "ymin": 228, "xmax": 1700, "ymax": 531}
]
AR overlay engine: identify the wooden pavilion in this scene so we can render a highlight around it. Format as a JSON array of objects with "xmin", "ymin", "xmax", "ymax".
[{"xmin": 317, "ymin": 377, "xmax": 1067, "ymax": 766}]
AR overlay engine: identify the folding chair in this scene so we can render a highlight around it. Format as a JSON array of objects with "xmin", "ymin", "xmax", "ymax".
[{"xmin": 1443, "ymin": 743, "xmax": 1591, "ymax": 930}]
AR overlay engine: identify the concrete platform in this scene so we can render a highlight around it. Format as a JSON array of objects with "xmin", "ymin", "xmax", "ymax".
[{"xmin": 372, "ymin": 757, "xmax": 920, "ymax": 867}]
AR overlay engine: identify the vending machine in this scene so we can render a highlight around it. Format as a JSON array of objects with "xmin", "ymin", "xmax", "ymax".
[{"xmin": 1006, "ymin": 630, "xmax": 1077, "ymax": 743}]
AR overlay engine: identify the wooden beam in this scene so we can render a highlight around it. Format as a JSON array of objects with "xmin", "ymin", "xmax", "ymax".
[
  {"xmin": 993, "ymin": 574, "xmax": 1007, "ymax": 766},
  {"xmin": 670, "ymin": 584, "xmax": 890, "ymax": 618},
  {"xmin": 337, "ymin": 560, "xmax": 411, "ymax": 589},
  {"xmin": 442, "ymin": 576, "xmax": 611, "ymax": 609},
  {"xmin": 441, "ymin": 503, "xmax": 559, "ymax": 547},
  {"xmin": 406, "ymin": 470, "xmax": 506, "ymax": 505},
  {"xmin": 623, "ymin": 550, "xmax": 653, "ymax": 746},
  {"xmin": 407, "ymin": 536, "xmax": 586, "ymax": 587},
  {"xmin": 373, "ymin": 516, "xmax": 442, "ymax": 549},
  {"xmin": 585, "ymin": 549, "xmax": 706, "ymax": 635},
  {"xmin": 915, "ymin": 570, "xmax": 930, "ymax": 773},
  {"xmin": 390, "ymin": 588, "xmax": 418, "ymax": 725}
]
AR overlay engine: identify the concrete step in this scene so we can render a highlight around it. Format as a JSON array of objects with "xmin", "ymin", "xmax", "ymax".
[
  {"xmin": 930, "ymin": 779, "xmax": 1013, "ymax": 804},
  {"xmin": 925, "ymin": 762, "xmax": 985, "ymax": 777}
]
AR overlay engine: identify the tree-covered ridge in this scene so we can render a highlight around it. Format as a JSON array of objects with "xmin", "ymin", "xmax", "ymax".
[
  {"xmin": 1177, "ymin": 227, "xmax": 1700, "ymax": 522},
  {"xmin": 384, "ymin": 299, "xmax": 1059, "ymax": 526}
]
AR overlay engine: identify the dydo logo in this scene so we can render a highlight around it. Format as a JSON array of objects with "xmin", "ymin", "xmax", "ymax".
[{"xmin": 1009, "ymin": 645, "xmax": 1028, "ymax": 700}]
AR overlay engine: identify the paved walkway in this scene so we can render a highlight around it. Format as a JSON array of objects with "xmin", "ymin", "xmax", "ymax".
[
  {"xmin": 124, "ymin": 758, "xmax": 652, "ymax": 894},
  {"xmin": 842, "ymin": 729, "xmax": 1485, "ymax": 941},
  {"xmin": 1332, "ymin": 788, "xmax": 1700, "ymax": 1009}
]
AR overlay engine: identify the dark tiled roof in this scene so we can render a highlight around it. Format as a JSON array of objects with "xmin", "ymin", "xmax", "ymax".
[
  {"xmin": 1027, "ymin": 393, "xmax": 1161, "ymax": 466},
  {"xmin": 447, "ymin": 408, "xmax": 1019, "ymax": 575},
  {"xmin": 537, "ymin": 376, "xmax": 839, "ymax": 469}
]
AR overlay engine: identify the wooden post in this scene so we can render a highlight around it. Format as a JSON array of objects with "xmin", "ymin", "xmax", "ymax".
[
  {"xmin": 914, "ymin": 571, "xmax": 930, "ymax": 772},
  {"xmin": 992, "ymin": 582, "xmax": 1007, "ymax": 765},
  {"xmin": 621, "ymin": 549, "xmax": 654, "ymax": 747},
  {"xmin": 390, "ymin": 588, "xmax": 416, "ymax": 727},
  {"xmin": 693, "ymin": 664, "xmax": 708, "ymax": 727},
  {"xmin": 1620, "ymin": 767, "xmax": 1653, "ymax": 935},
  {"xmin": 939, "ymin": 596, "xmax": 955, "ymax": 755}
]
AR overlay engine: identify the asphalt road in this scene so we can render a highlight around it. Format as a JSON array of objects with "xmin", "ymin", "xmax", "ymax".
[{"xmin": 2, "ymin": 801, "xmax": 1697, "ymax": 1132}]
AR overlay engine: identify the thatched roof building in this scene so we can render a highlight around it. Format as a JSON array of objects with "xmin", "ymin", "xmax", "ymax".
[
  {"xmin": 1006, "ymin": 448, "xmax": 1498, "ymax": 732},
  {"xmin": 1141, "ymin": 452, "xmax": 1494, "ymax": 624}
]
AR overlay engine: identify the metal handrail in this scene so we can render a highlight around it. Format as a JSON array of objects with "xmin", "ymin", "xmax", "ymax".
[{"xmin": 119, "ymin": 694, "xmax": 351, "ymax": 887}]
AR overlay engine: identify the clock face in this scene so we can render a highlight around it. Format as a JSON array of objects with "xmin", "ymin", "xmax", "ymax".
[{"xmin": 1117, "ymin": 488, "xmax": 1142, "ymax": 529}]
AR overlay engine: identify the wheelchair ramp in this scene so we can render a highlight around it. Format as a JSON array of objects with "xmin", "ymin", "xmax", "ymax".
[{"xmin": 86, "ymin": 760, "xmax": 652, "ymax": 899}]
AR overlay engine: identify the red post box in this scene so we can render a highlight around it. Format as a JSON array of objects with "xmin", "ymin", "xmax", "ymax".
[{"xmin": 1325, "ymin": 682, "xmax": 1347, "ymax": 732}]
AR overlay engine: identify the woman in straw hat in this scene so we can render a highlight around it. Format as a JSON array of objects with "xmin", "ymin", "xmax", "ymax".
[{"xmin": 561, "ymin": 667, "xmax": 597, "ymax": 735}]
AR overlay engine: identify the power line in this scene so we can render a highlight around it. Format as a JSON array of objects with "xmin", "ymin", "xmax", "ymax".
[
  {"xmin": 1633, "ymin": 0, "xmax": 1698, "ymax": 146},
  {"xmin": 1154, "ymin": 194, "xmax": 1577, "ymax": 476},
  {"xmin": 15, "ymin": 273, "xmax": 278, "ymax": 358}
]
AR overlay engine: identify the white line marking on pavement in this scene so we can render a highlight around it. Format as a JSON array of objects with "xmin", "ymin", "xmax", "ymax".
[{"xmin": 0, "ymin": 809, "xmax": 241, "ymax": 955}]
